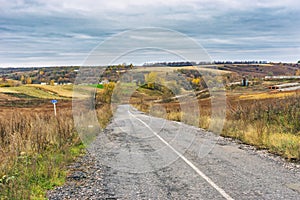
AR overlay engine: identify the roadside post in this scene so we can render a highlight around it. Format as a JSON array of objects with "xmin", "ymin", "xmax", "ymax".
[{"xmin": 51, "ymin": 99, "xmax": 58, "ymax": 116}]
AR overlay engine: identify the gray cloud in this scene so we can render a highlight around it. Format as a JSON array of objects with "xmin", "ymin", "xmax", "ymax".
[{"xmin": 1, "ymin": 0, "xmax": 300, "ymax": 66}]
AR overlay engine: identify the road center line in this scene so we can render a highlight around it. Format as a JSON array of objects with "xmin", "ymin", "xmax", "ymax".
[{"xmin": 128, "ymin": 110, "xmax": 234, "ymax": 200}]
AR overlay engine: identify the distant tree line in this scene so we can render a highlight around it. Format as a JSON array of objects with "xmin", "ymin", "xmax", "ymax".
[
  {"xmin": 143, "ymin": 61, "xmax": 270, "ymax": 66},
  {"xmin": 143, "ymin": 61, "xmax": 196, "ymax": 67},
  {"xmin": 1, "ymin": 66, "xmax": 80, "ymax": 85}
]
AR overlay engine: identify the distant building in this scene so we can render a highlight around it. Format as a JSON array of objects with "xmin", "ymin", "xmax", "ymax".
[
  {"xmin": 100, "ymin": 80, "xmax": 109, "ymax": 84},
  {"xmin": 226, "ymin": 82, "xmax": 241, "ymax": 87},
  {"xmin": 241, "ymin": 77, "xmax": 249, "ymax": 86},
  {"xmin": 265, "ymin": 76, "xmax": 300, "ymax": 80},
  {"xmin": 269, "ymin": 83, "xmax": 300, "ymax": 91}
]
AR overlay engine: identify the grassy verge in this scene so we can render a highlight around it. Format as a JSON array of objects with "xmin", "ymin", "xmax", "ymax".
[
  {"xmin": 224, "ymin": 94, "xmax": 300, "ymax": 160},
  {"xmin": 0, "ymin": 83, "xmax": 115, "ymax": 199},
  {"xmin": 0, "ymin": 143, "xmax": 85, "ymax": 200},
  {"xmin": 0, "ymin": 110, "xmax": 82, "ymax": 199}
]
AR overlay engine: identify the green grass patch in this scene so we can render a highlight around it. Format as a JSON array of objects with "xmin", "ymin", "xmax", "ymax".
[
  {"xmin": 0, "ymin": 142, "xmax": 85, "ymax": 200},
  {"xmin": 88, "ymin": 84, "xmax": 104, "ymax": 89}
]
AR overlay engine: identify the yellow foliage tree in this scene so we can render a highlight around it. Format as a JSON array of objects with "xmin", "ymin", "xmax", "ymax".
[
  {"xmin": 50, "ymin": 80, "xmax": 55, "ymax": 86},
  {"xmin": 144, "ymin": 72, "xmax": 157, "ymax": 89},
  {"xmin": 25, "ymin": 77, "xmax": 32, "ymax": 84},
  {"xmin": 98, "ymin": 82, "xmax": 116, "ymax": 104},
  {"xmin": 192, "ymin": 78, "xmax": 200, "ymax": 85},
  {"xmin": 20, "ymin": 75, "xmax": 25, "ymax": 84}
]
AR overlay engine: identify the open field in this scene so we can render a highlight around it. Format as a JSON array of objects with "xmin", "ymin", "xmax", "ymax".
[
  {"xmin": 134, "ymin": 66, "xmax": 232, "ymax": 74},
  {"xmin": 27, "ymin": 84, "xmax": 74, "ymax": 98},
  {"xmin": 0, "ymin": 84, "xmax": 96, "ymax": 103},
  {"xmin": 0, "ymin": 85, "xmax": 68, "ymax": 99},
  {"xmin": 239, "ymin": 91, "xmax": 297, "ymax": 100}
]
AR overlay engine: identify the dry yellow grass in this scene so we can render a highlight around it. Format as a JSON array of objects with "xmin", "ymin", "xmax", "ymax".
[
  {"xmin": 0, "ymin": 84, "xmax": 93, "ymax": 99},
  {"xmin": 28, "ymin": 84, "xmax": 74, "ymax": 98},
  {"xmin": 0, "ymin": 85, "xmax": 63, "ymax": 99},
  {"xmin": 0, "ymin": 108, "xmax": 80, "ymax": 199},
  {"xmin": 242, "ymin": 125, "xmax": 300, "ymax": 160},
  {"xmin": 268, "ymin": 133, "xmax": 300, "ymax": 159},
  {"xmin": 0, "ymin": 87, "xmax": 19, "ymax": 93},
  {"xmin": 239, "ymin": 91, "xmax": 296, "ymax": 100}
]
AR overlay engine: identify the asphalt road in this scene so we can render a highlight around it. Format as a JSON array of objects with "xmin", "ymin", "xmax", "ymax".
[{"xmin": 49, "ymin": 104, "xmax": 300, "ymax": 200}]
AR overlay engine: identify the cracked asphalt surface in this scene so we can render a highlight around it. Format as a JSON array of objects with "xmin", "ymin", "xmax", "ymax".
[{"xmin": 48, "ymin": 105, "xmax": 300, "ymax": 199}]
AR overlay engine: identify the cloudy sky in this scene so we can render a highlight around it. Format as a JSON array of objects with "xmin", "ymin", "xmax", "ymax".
[{"xmin": 1, "ymin": 0, "xmax": 300, "ymax": 67}]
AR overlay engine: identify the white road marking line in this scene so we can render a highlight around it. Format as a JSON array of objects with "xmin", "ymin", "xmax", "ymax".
[{"xmin": 128, "ymin": 110, "xmax": 234, "ymax": 200}]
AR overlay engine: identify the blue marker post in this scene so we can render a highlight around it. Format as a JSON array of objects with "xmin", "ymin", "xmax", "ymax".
[{"xmin": 51, "ymin": 99, "xmax": 58, "ymax": 116}]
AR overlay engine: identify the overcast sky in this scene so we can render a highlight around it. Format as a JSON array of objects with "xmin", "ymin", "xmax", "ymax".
[{"xmin": 1, "ymin": 0, "xmax": 300, "ymax": 67}]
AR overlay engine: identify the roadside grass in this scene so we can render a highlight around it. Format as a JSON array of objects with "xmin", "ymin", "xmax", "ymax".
[
  {"xmin": 223, "ymin": 121, "xmax": 300, "ymax": 160},
  {"xmin": 0, "ymin": 84, "xmax": 115, "ymax": 199},
  {"xmin": 1, "ymin": 143, "xmax": 85, "ymax": 200},
  {"xmin": 0, "ymin": 110, "xmax": 82, "ymax": 199},
  {"xmin": 224, "ymin": 93, "xmax": 300, "ymax": 160},
  {"xmin": 268, "ymin": 133, "xmax": 300, "ymax": 159}
]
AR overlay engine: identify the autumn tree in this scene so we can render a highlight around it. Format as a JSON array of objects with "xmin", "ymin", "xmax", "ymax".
[
  {"xmin": 58, "ymin": 77, "xmax": 64, "ymax": 84},
  {"xmin": 144, "ymin": 72, "xmax": 158, "ymax": 89},
  {"xmin": 50, "ymin": 79, "xmax": 55, "ymax": 86},
  {"xmin": 40, "ymin": 78, "xmax": 46, "ymax": 83},
  {"xmin": 98, "ymin": 82, "xmax": 116, "ymax": 104},
  {"xmin": 25, "ymin": 77, "xmax": 32, "ymax": 84},
  {"xmin": 192, "ymin": 78, "xmax": 200, "ymax": 85},
  {"xmin": 20, "ymin": 75, "xmax": 25, "ymax": 84}
]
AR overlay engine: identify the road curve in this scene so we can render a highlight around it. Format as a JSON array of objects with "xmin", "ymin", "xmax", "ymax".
[{"xmin": 48, "ymin": 104, "xmax": 300, "ymax": 200}]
